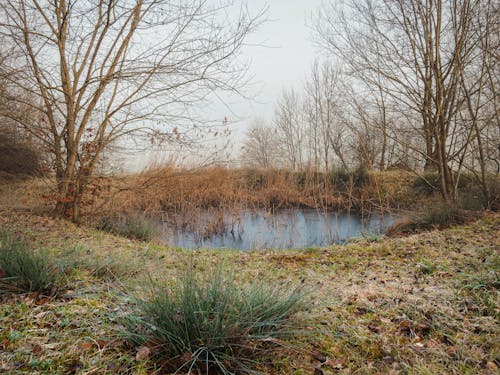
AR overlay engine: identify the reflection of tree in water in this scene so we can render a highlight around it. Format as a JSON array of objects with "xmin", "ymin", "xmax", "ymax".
[{"xmin": 161, "ymin": 208, "xmax": 394, "ymax": 250}]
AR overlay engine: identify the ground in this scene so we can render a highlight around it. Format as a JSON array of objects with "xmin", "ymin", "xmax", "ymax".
[{"xmin": 0, "ymin": 188, "xmax": 499, "ymax": 374}]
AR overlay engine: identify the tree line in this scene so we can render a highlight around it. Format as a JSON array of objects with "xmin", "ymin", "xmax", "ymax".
[
  {"xmin": 0, "ymin": 0, "xmax": 497, "ymax": 220},
  {"xmin": 241, "ymin": 0, "xmax": 498, "ymax": 205}
]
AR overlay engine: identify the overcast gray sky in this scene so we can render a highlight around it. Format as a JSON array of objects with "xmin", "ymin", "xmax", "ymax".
[
  {"xmin": 134, "ymin": 1, "xmax": 323, "ymax": 169},
  {"xmin": 215, "ymin": 0, "xmax": 322, "ymax": 142}
]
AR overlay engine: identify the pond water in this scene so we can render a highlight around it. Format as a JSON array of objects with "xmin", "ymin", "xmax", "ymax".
[{"xmin": 158, "ymin": 208, "xmax": 394, "ymax": 250}]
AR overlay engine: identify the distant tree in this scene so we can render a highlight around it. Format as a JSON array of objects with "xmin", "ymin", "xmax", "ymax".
[
  {"xmin": 241, "ymin": 118, "xmax": 278, "ymax": 170},
  {"xmin": 304, "ymin": 60, "xmax": 348, "ymax": 171},
  {"xmin": 0, "ymin": 0, "xmax": 264, "ymax": 221},
  {"xmin": 315, "ymin": 0, "xmax": 497, "ymax": 201},
  {"xmin": 274, "ymin": 88, "xmax": 305, "ymax": 171}
]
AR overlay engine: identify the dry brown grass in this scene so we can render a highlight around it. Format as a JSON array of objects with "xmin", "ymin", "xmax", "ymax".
[{"xmin": 96, "ymin": 167, "xmax": 419, "ymax": 220}]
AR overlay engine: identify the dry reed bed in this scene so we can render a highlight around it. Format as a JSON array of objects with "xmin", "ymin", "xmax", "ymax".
[{"xmin": 98, "ymin": 167, "xmax": 418, "ymax": 218}]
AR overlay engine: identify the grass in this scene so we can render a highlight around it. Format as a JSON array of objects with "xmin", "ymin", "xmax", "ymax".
[
  {"xmin": 0, "ymin": 183, "xmax": 498, "ymax": 374},
  {"xmin": 97, "ymin": 214, "xmax": 156, "ymax": 241},
  {"xmin": 0, "ymin": 231, "xmax": 63, "ymax": 296},
  {"xmin": 122, "ymin": 262, "xmax": 306, "ymax": 374},
  {"xmin": 98, "ymin": 167, "xmax": 422, "ymax": 217}
]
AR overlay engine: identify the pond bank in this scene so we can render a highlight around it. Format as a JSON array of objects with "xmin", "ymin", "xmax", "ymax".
[{"xmin": 0, "ymin": 208, "xmax": 498, "ymax": 374}]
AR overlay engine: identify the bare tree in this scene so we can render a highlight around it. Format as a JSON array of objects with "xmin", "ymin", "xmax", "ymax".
[
  {"xmin": 240, "ymin": 118, "xmax": 277, "ymax": 170},
  {"xmin": 273, "ymin": 88, "xmax": 305, "ymax": 171},
  {"xmin": 304, "ymin": 60, "xmax": 347, "ymax": 171},
  {"xmin": 0, "ymin": 0, "xmax": 264, "ymax": 220},
  {"xmin": 315, "ymin": 0, "xmax": 495, "ymax": 201}
]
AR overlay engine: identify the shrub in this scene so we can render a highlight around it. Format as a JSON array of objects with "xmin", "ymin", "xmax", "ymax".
[
  {"xmin": 415, "ymin": 203, "xmax": 468, "ymax": 229},
  {"xmin": 328, "ymin": 167, "xmax": 372, "ymax": 190},
  {"xmin": 122, "ymin": 263, "xmax": 306, "ymax": 374},
  {"xmin": 0, "ymin": 128, "xmax": 46, "ymax": 179},
  {"xmin": 412, "ymin": 172, "xmax": 440, "ymax": 195},
  {"xmin": 0, "ymin": 231, "xmax": 61, "ymax": 295},
  {"xmin": 97, "ymin": 214, "xmax": 156, "ymax": 241}
]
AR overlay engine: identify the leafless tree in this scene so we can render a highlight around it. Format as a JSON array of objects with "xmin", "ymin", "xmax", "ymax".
[
  {"xmin": 273, "ymin": 88, "xmax": 305, "ymax": 171},
  {"xmin": 304, "ymin": 60, "xmax": 348, "ymax": 171},
  {"xmin": 0, "ymin": 0, "xmax": 264, "ymax": 220},
  {"xmin": 240, "ymin": 118, "xmax": 278, "ymax": 170},
  {"xmin": 315, "ymin": 0, "xmax": 496, "ymax": 201}
]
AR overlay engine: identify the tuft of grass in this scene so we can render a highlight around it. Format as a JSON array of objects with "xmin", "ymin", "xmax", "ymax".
[
  {"xmin": 0, "ymin": 231, "xmax": 62, "ymax": 295},
  {"xmin": 389, "ymin": 202, "xmax": 477, "ymax": 235},
  {"xmin": 55, "ymin": 244, "xmax": 140, "ymax": 281},
  {"xmin": 415, "ymin": 203, "xmax": 469, "ymax": 229},
  {"xmin": 122, "ymin": 263, "xmax": 307, "ymax": 374},
  {"xmin": 97, "ymin": 214, "xmax": 156, "ymax": 241}
]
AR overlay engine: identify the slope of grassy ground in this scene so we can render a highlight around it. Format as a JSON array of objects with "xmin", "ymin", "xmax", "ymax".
[{"xmin": 0, "ymin": 206, "xmax": 498, "ymax": 374}]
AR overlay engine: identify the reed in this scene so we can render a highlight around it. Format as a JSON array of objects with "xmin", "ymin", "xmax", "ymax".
[{"xmin": 99, "ymin": 167, "xmax": 416, "ymax": 218}]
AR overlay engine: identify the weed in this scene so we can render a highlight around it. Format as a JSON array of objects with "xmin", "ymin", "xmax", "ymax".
[
  {"xmin": 55, "ymin": 244, "xmax": 139, "ymax": 280},
  {"xmin": 0, "ymin": 231, "xmax": 62, "ymax": 295},
  {"xmin": 416, "ymin": 203, "xmax": 467, "ymax": 228},
  {"xmin": 416, "ymin": 261, "xmax": 437, "ymax": 275},
  {"xmin": 97, "ymin": 214, "xmax": 156, "ymax": 241},
  {"xmin": 458, "ymin": 271, "xmax": 499, "ymax": 320},
  {"xmin": 122, "ymin": 263, "xmax": 307, "ymax": 374}
]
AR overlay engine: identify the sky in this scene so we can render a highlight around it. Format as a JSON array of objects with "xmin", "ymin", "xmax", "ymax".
[
  {"xmin": 133, "ymin": 0, "xmax": 324, "ymax": 169},
  {"xmin": 213, "ymin": 0, "xmax": 323, "ymax": 148}
]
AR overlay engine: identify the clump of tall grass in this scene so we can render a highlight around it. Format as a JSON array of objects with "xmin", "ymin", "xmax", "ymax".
[
  {"xmin": 387, "ymin": 200, "xmax": 480, "ymax": 235},
  {"xmin": 414, "ymin": 203, "xmax": 469, "ymax": 229},
  {"xmin": 122, "ymin": 263, "xmax": 307, "ymax": 374},
  {"xmin": 0, "ymin": 231, "xmax": 62, "ymax": 295},
  {"xmin": 97, "ymin": 214, "xmax": 156, "ymax": 241}
]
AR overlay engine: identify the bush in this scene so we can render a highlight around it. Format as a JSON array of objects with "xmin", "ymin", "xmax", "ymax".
[
  {"xmin": 0, "ymin": 128, "xmax": 46, "ymax": 179},
  {"xmin": 412, "ymin": 172, "xmax": 440, "ymax": 195},
  {"xmin": 415, "ymin": 203, "xmax": 469, "ymax": 228},
  {"xmin": 0, "ymin": 231, "xmax": 61, "ymax": 295},
  {"xmin": 97, "ymin": 214, "xmax": 156, "ymax": 241},
  {"xmin": 328, "ymin": 167, "xmax": 372, "ymax": 190},
  {"xmin": 122, "ymin": 263, "xmax": 306, "ymax": 374}
]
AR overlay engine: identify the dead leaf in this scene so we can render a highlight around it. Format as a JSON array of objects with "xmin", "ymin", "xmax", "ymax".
[
  {"xmin": 324, "ymin": 358, "xmax": 345, "ymax": 369},
  {"xmin": 107, "ymin": 339, "xmax": 125, "ymax": 348},
  {"xmin": 135, "ymin": 346, "xmax": 151, "ymax": 361},
  {"xmin": 32, "ymin": 343, "xmax": 42, "ymax": 354},
  {"xmin": 0, "ymin": 339, "xmax": 9, "ymax": 349},
  {"xmin": 67, "ymin": 359, "xmax": 84, "ymax": 374},
  {"xmin": 78, "ymin": 342, "xmax": 92, "ymax": 351},
  {"xmin": 426, "ymin": 339, "xmax": 441, "ymax": 349},
  {"xmin": 445, "ymin": 345, "xmax": 459, "ymax": 355},
  {"xmin": 97, "ymin": 339, "xmax": 106, "ymax": 349},
  {"xmin": 368, "ymin": 322, "xmax": 383, "ymax": 333},
  {"xmin": 181, "ymin": 352, "xmax": 192, "ymax": 363},
  {"xmin": 314, "ymin": 368, "xmax": 324, "ymax": 375},
  {"xmin": 486, "ymin": 361, "xmax": 498, "ymax": 370},
  {"xmin": 354, "ymin": 306, "xmax": 368, "ymax": 315},
  {"xmin": 311, "ymin": 350, "xmax": 327, "ymax": 363}
]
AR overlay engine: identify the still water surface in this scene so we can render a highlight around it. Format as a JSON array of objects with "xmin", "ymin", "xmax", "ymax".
[{"xmin": 159, "ymin": 209, "xmax": 394, "ymax": 250}]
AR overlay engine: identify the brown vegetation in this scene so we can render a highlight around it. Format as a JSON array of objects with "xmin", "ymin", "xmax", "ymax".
[{"xmin": 97, "ymin": 167, "xmax": 418, "ymax": 218}]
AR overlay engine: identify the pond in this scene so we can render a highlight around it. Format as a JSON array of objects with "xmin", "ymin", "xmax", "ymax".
[{"xmin": 158, "ymin": 208, "xmax": 394, "ymax": 250}]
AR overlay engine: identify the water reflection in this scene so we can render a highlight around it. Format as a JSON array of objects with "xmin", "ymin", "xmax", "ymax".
[{"xmin": 159, "ymin": 209, "xmax": 394, "ymax": 250}]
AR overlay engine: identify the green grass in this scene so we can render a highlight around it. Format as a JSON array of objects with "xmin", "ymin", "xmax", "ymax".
[
  {"xmin": 122, "ymin": 262, "xmax": 307, "ymax": 374},
  {"xmin": 0, "ymin": 206, "xmax": 498, "ymax": 374},
  {"xmin": 97, "ymin": 214, "xmax": 156, "ymax": 241},
  {"xmin": 0, "ymin": 231, "xmax": 63, "ymax": 295}
]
